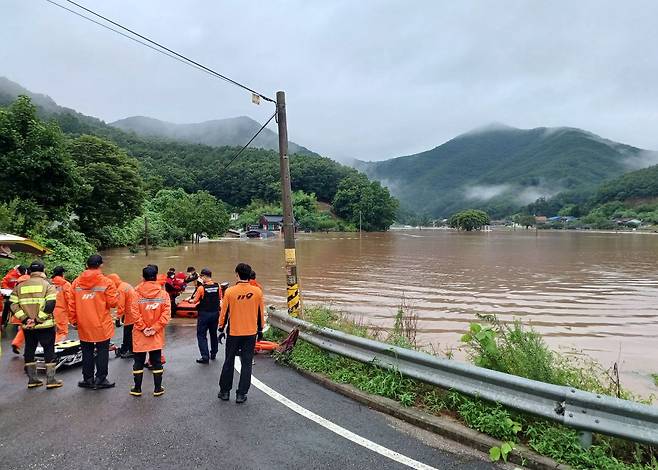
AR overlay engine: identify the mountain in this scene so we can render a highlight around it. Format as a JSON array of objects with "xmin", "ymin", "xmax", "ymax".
[
  {"xmin": 109, "ymin": 115, "xmax": 315, "ymax": 156},
  {"xmin": 0, "ymin": 77, "xmax": 316, "ymax": 156},
  {"xmin": 358, "ymin": 125, "xmax": 654, "ymax": 218}
]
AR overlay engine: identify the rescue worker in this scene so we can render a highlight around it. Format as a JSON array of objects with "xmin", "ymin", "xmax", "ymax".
[
  {"xmin": 107, "ymin": 273, "xmax": 136, "ymax": 359},
  {"xmin": 68, "ymin": 254, "xmax": 118, "ymax": 389},
  {"xmin": 217, "ymin": 263, "xmax": 265, "ymax": 403},
  {"xmin": 129, "ymin": 265, "xmax": 171, "ymax": 397},
  {"xmin": 2, "ymin": 265, "xmax": 27, "ymax": 327},
  {"xmin": 189, "ymin": 268, "xmax": 220, "ymax": 364},
  {"xmin": 9, "ymin": 260, "xmax": 61, "ymax": 389},
  {"xmin": 9, "ymin": 269, "xmax": 31, "ymax": 354},
  {"xmin": 51, "ymin": 266, "xmax": 72, "ymax": 343}
]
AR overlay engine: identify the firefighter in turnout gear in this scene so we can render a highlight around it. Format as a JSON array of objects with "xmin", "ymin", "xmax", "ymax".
[
  {"xmin": 129, "ymin": 265, "xmax": 171, "ymax": 397},
  {"xmin": 9, "ymin": 260, "xmax": 61, "ymax": 389}
]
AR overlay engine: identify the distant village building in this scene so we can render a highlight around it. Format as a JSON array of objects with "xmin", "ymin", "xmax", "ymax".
[
  {"xmin": 259, "ymin": 214, "xmax": 283, "ymax": 231},
  {"xmin": 535, "ymin": 216, "xmax": 547, "ymax": 224},
  {"xmin": 230, "ymin": 212, "xmax": 240, "ymax": 221}
]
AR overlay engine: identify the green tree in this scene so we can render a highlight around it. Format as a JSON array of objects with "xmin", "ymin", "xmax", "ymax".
[
  {"xmin": 186, "ymin": 191, "xmax": 229, "ymax": 242},
  {"xmin": 332, "ymin": 174, "xmax": 398, "ymax": 231},
  {"xmin": 67, "ymin": 135, "xmax": 145, "ymax": 238},
  {"xmin": 0, "ymin": 96, "xmax": 83, "ymax": 216},
  {"xmin": 513, "ymin": 213, "xmax": 536, "ymax": 229},
  {"xmin": 449, "ymin": 209, "xmax": 490, "ymax": 231}
]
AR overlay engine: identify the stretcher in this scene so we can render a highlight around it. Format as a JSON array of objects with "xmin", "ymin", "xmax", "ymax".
[{"xmin": 34, "ymin": 340, "xmax": 117, "ymax": 370}]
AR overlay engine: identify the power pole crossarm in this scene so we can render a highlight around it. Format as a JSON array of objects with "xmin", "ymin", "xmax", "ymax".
[{"xmin": 277, "ymin": 91, "xmax": 301, "ymax": 317}]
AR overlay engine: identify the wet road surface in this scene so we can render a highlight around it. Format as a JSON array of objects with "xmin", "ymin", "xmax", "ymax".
[{"xmin": 0, "ymin": 321, "xmax": 501, "ymax": 470}]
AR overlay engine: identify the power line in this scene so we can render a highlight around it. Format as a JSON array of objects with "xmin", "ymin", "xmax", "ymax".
[
  {"xmin": 45, "ymin": 0, "xmax": 275, "ymax": 103},
  {"xmin": 219, "ymin": 111, "xmax": 277, "ymax": 173}
]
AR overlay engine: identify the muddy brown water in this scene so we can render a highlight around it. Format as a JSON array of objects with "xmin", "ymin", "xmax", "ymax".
[{"xmin": 103, "ymin": 229, "xmax": 658, "ymax": 395}]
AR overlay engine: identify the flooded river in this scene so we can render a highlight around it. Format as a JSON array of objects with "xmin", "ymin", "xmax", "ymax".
[{"xmin": 103, "ymin": 230, "xmax": 658, "ymax": 394}]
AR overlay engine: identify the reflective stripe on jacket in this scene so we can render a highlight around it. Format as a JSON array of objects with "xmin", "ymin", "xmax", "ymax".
[{"xmin": 9, "ymin": 272, "xmax": 57, "ymax": 329}]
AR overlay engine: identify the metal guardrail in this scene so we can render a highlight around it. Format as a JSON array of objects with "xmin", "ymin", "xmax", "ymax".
[{"xmin": 268, "ymin": 309, "xmax": 658, "ymax": 446}]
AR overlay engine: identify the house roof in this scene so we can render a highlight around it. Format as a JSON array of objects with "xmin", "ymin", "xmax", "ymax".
[{"xmin": 261, "ymin": 215, "xmax": 284, "ymax": 223}]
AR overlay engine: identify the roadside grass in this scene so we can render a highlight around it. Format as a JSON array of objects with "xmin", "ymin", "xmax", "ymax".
[
  {"xmin": 267, "ymin": 306, "xmax": 658, "ymax": 470},
  {"xmin": 652, "ymin": 374, "xmax": 658, "ymax": 387}
]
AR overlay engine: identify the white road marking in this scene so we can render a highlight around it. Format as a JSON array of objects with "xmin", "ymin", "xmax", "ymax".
[{"xmin": 235, "ymin": 358, "xmax": 439, "ymax": 470}]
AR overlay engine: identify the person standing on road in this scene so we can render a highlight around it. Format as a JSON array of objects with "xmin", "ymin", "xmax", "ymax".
[
  {"xmin": 129, "ymin": 265, "xmax": 171, "ymax": 397},
  {"xmin": 68, "ymin": 254, "xmax": 118, "ymax": 390},
  {"xmin": 217, "ymin": 263, "xmax": 265, "ymax": 403},
  {"xmin": 189, "ymin": 268, "xmax": 220, "ymax": 364},
  {"xmin": 9, "ymin": 260, "xmax": 61, "ymax": 389},
  {"xmin": 9, "ymin": 268, "xmax": 31, "ymax": 354},
  {"xmin": 51, "ymin": 266, "xmax": 71, "ymax": 343},
  {"xmin": 2, "ymin": 264, "xmax": 27, "ymax": 327},
  {"xmin": 107, "ymin": 273, "xmax": 136, "ymax": 359}
]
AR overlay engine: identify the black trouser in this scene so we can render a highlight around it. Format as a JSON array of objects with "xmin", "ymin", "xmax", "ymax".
[
  {"xmin": 219, "ymin": 334, "xmax": 257, "ymax": 395},
  {"xmin": 196, "ymin": 310, "xmax": 218, "ymax": 360},
  {"xmin": 169, "ymin": 294, "xmax": 177, "ymax": 316},
  {"xmin": 2, "ymin": 297, "xmax": 11, "ymax": 326},
  {"xmin": 120, "ymin": 324, "xmax": 133, "ymax": 354},
  {"xmin": 81, "ymin": 339, "xmax": 110, "ymax": 383},
  {"xmin": 24, "ymin": 327, "xmax": 55, "ymax": 363},
  {"xmin": 134, "ymin": 350, "xmax": 163, "ymax": 390},
  {"xmin": 134, "ymin": 350, "xmax": 162, "ymax": 370}
]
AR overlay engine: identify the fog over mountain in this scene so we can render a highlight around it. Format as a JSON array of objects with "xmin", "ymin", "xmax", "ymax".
[
  {"xmin": 358, "ymin": 125, "xmax": 653, "ymax": 218},
  {"xmin": 110, "ymin": 115, "xmax": 316, "ymax": 156}
]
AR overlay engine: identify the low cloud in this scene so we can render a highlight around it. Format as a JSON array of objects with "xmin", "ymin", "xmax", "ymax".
[
  {"xmin": 464, "ymin": 183, "xmax": 560, "ymax": 205},
  {"xmin": 623, "ymin": 150, "xmax": 658, "ymax": 170},
  {"xmin": 515, "ymin": 186, "xmax": 561, "ymax": 204},
  {"xmin": 464, "ymin": 184, "xmax": 512, "ymax": 201}
]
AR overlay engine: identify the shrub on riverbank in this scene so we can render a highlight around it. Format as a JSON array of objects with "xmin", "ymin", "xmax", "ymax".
[{"xmin": 268, "ymin": 306, "xmax": 657, "ymax": 469}]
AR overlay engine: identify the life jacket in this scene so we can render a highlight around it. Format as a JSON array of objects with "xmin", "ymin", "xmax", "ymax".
[{"xmin": 197, "ymin": 282, "xmax": 220, "ymax": 313}]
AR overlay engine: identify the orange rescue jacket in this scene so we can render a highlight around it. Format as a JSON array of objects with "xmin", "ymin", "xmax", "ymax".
[
  {"xmin": 107, "ymin": 274, "xmax": 137, "ymax": 326},
  {"xmin": 9, "ymin": 274, "xmax": 30, "ymax": 325},
  {"xmin": 131, "ymin": 281, "xmax": 171, "ymax": 352},
  {"xmin": 51, "ymin": 275, "xmax": 71, "ymax": 335},
  {"xmin": 219, "ymin": 281, "xmax": 265, "ymax": 336},
  {"xmin": 68, "ymin": 269, "xmax": 118, "ymax": 342}
]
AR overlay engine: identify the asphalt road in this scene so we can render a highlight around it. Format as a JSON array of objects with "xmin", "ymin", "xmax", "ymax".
[{"xmin": 0, "ymin": 320, "xmax": 504, "ymax": 470}]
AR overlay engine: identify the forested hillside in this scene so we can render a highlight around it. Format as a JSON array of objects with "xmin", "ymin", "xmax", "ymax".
[
  {"xmin": 359, "ymin": 124, "xmax": 650, "ymax": 218},
  {"xmin": 110, "ymin": 115, "xmax": 316, "ymax": 156}
]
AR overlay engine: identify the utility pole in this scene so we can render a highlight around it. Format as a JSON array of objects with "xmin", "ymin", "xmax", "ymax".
[
  {"xmin": 277, "ymin": 91, "xmax": 301, "ymax": 317},
  {"xmin": 359, "ymin": 210, "xmax": 362, "ymax": 239},
  {"xmin": 144, "ymin": 215, "xmax": 149, "ymax": 256}
]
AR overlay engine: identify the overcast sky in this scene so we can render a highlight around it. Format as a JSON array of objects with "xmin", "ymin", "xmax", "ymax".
[{"xmin": 2, "ymin": 0, "xmax": 657, "ymax": 161}]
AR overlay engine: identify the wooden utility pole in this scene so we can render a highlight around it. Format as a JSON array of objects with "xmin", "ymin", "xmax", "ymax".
[
  {"xmin": 277, "ymin": 91, "xmax": 300, "ymax": 317},
  {"xmin": 144, "ymin": 215, "xmax": 149, "ymax": 256}
]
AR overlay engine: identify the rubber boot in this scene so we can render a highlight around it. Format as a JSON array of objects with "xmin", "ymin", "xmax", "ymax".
[
  {"xmin": 45, "ymin": 363, "xmax": 63, "ymax": 389},
  {"xmin": 25, "ymin": 362, "xmax": 43, "ymax": 389},
  {"xmin": 130, "ymin": 369, "xmax": 143, "ymax": 397},
  {"xmin": 153, "ymin": 369, "xmax": 165, "ymax": 397}
]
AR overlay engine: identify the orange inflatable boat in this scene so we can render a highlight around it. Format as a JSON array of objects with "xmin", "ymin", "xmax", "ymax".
[{"xmin": 175, "ymin": 300, "xmax": 198, "ymax": 318}]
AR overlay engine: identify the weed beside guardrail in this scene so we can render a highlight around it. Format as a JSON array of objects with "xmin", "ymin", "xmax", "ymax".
[{"xmin": 267, "ymin": 306, "xmax": 658, "ymax": 470}]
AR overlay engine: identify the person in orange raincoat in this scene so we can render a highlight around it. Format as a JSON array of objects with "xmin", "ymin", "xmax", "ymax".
[
  {"xmin": 9, "ymin": 271, "xmax": 31, "ymax": 354},
  {"xmin": 50, "ymin": 266, "xmax": 72, "ymax": 343},
  {"xmin": 68, "ymin": 254, "xmax": 118, "ymax": 390},
  {"xmin": 107, "ymin": 273, "xmax": 136, "ymax": 359},
  {"xmin": 129, "ymin": 265, "xmax": 171, "ymax": 397},
  {"xmin": 2, "ymin": 265, "xmax": 27, "ymax": 327}
]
